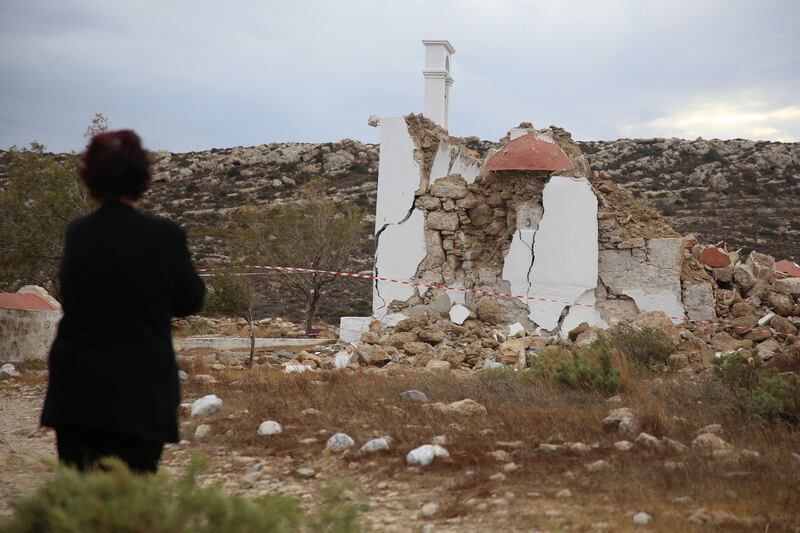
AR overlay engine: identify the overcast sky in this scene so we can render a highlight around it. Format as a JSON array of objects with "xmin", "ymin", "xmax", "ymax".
[{"xmin": 1, "ymin": 0, "xmax": 798, "ymax": 153}]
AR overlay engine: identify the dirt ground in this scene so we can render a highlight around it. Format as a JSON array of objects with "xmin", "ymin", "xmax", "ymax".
[{"xmin": 2, "ymin": 356, "xmax": 799, "ymax": 532}]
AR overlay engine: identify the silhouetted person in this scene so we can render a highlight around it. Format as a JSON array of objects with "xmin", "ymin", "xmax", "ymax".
[{"xmin": 41, "ymin": 130, "xmax": 205, "ymax": 473}]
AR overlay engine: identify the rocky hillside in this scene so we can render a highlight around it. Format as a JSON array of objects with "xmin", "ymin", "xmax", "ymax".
[
  {"xmin": 2, "ymin": 135, "xmax": 798, "ymax": 323},
  {"xmin": 578, "ymin": 138, "xmax": 800, "ymax": 261}
]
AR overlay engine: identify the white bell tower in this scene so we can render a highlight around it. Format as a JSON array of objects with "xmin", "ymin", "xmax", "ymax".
[{"xmin": 422, "ymin": 40, "xmax": 455, "ymax": 131}]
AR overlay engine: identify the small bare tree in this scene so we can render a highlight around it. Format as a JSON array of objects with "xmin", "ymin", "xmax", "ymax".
[
  {"xmin": 239, "ymin": 180, "xmax": 366, "ymax": 335},
  {"xmin": 204, "ymin": 269, "xmax": 258, "ymax": 366},
  {"xmin": 84, "ymin": 112, "xmax": 110, "ymax": 138}
]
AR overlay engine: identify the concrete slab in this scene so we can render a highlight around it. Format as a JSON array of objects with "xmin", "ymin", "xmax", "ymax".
[{"xmin": 175, "ymin": 336, "xmax": 334, "ymax": 351}]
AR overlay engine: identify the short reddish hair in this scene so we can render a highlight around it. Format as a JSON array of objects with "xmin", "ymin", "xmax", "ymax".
[{"xmin": 79, "ymin": 130, "xmax": 151, "ymax": 201}]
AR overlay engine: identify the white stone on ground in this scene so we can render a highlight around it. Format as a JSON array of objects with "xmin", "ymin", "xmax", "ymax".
[
  {"xmin": 633, "ymin": 512, "xmax": 652, "ymax": 525},
  {"xmin": 508, "ymin": 322, "xmax": 525, "ymax": 336},
  {"xmin": 327, "ymin": 432, "xmax": 355, "ymax": 450},
  {"xmin": 449, "ymin": 304, "xmax": 470, "ymax": 325},
  {"xmin": 406, "ymin": 444, "xmax": 449, "ymax": 466},
  {"xmin": 421, "ymin": 502, "xmax": 439, "ymax": 518},
  {"xmin": 258, "ymin": 421, "xmax": 283, "ymax": 436},
  {"xmin": 194, "ymin": 424, "xmax": 211, "ymax": 439},
  {"xmin": 399, "ymin": 390, "xmax": 428, "ymax": 402},
  {"xmin": 177, "ymin": 369, "xmax": 189, "ymax": 382},
  {"xmin": 0, "ymin": 363, "xmax": 19, "ymax": 379},
  {"xmin": 334, "ymin": 350, "xmax": 356, "ymax": 369},
  {"xmin": 191, "ymin": 395, "xmax": 223, "ymax": 417},
  {"xmin": 284, "ymin": 363, "xmax": 313, "ymax": 373},
  {"xmin": 360, "ymin": 438, "xmax": 390, "ymax": 454}
]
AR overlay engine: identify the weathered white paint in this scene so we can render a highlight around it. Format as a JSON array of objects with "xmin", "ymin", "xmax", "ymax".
[
  {"xmin": 598, "ymin": 238, "xmax": 686, "ymax": 324},
  {"xmin": 422, "ymin": 40, "xmax": 454, "ymax": 130},
  {"xmin": 373, "ymin": 209, "xmax": 427, "ymax": 318},
  {"xmin": 622, "ymin": 289, "xmax": 685, "ymax": 323},
  {"xmin": 560, "ymin": 290, "xmax": 609, "ymax": 338},
  {"xmin": 374, "ymin": 117, "xmax": 422, "ymax": 232},
  {"xmin": 430, "ymin": 142, "xmax": 481, "ymax": 184},
  {"xmin": 502, "ymin": 229, "xmax": 536, "ymax": 302},
  {"xmin": 0, "ymin": 308, "xmax": 61, "ymax": 361},
  {"xmin": 449, "ymin": 304, "xmax": 470, "ymax": 325},
  {"xmin": 338, "ymin": 317, "xmax": 374, "ymax": 343},
  {"xmin": 528, "ymin": 176, "xmax": 599, "ymax": 331}
]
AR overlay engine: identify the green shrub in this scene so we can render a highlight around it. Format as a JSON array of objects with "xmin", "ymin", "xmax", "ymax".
[
  {"xmin": 609, "ymin": 325, "xmax": 674, "ymax": 368},
  {"xmin": 713, "ymin": 351, "xmax": 800, "ymax": 424},
  {"xmin": 553, "ymin": 339, "xmax": 620, "ymax": 395},
  {"xmin": 527, "ymin": 347, "xmax": 573, "ymax": 379},
  {"xmin": 0, "ymin": 457, "xmax": 362, "ymax": 533}
]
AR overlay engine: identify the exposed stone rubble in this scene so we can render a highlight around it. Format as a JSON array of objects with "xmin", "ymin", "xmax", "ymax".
[{"xmin": 368, "ymin": 115, "xmax": 705, "ymax": 338}]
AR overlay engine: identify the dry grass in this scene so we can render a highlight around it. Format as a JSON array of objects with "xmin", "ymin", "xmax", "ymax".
[{"xmin": 179, "ymin": 364, "xmax": 800, "ymax": 531}]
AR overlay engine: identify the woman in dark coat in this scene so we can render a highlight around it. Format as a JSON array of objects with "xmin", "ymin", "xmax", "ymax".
[{"xmin": 41, "ymin": 130, "xmax": 206, "ymax": 473}]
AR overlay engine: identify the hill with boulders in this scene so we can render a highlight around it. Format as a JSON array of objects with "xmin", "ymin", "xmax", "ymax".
[{"xmin": 1, "ymin": 135, "xmax": 798, "ymax": 324}]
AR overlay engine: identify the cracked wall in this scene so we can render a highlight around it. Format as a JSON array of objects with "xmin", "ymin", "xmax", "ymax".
[{"xmin": 341, "ymin": 114, "xmax": 708, "ymax": 341}]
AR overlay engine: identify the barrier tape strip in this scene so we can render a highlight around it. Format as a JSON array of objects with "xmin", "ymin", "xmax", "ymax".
[{"xmin": 195, "ymin": 264, "xmax": 767, "ymax": 332}]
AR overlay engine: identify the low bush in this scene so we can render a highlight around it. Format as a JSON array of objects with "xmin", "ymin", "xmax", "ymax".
[
  {"xmin": 0, "ymin": 457, "xmax": 362, "ymax": 533},
  {"xmin": 554, "ymin": 338, "xmax": 621, "ymax": 395},
  {"xmin": 713, "ymin": 351, "xmax": 800, "ymax": 424},
  {"xmin": 609, "ymin": 325, "xmax": 674, "ymax": 368}
]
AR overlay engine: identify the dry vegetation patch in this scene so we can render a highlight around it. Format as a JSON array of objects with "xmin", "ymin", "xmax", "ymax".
[{"xmin": 174, "ymin": 364, "xmax": 800, "ymax": 531}]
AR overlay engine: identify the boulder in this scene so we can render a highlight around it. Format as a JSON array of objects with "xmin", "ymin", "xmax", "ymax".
[
  {"xmin": 406, "ymin": 444, "xmax": 449, "ymax": 466},
  {"xmin": 772, "ymin": 277, "xmax": 800, "ymax": 296},
  {"xmin": 426, "ymin": 212, "xmax": 459, "ymax": 231},
  {"xmin": 190, "ymin": 395, "xmax": 223, "ymax": 417},
  {"xmin": 767, "ymin": 291, "xmax": 796, "ymax": 317},
  {"xmin": 710, "ymin": 332, "xmax": 752, "ymax": 352},
  {"xmin": 477, "ymin": 298, "xmax": 503, "ymax": 324},
  {"xmin": 633, "ymin": 311, "xmax": 681, "ymax": 345},
  {"xmin": 746, "ymin": 251, "xmax": 775, "ymax": 281},
  {"xmin": 771, "ymin": 315, "xmax": 799, "ymax": 335},
  {"xmin": 430, "ymin": 175, "xmax": 468, "ymax": 199}
]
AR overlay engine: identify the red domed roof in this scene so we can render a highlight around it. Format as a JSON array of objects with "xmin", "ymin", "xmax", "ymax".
[
  {"xmin": 486, "ymin": 134, "xmax": 575, "ymax": 172},
  {"xmin": 0, "ymin": 292, "xmax": 59, "ymax": 311}
]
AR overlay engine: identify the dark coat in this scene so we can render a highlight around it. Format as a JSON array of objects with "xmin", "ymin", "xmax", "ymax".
[{"xmin": 41, "ymin": 202, "xmax": 205, "ymax": 443}]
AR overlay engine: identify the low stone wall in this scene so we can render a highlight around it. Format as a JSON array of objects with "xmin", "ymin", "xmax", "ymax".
[{"xmin": 0, "ymin": 308, "xmax": 61, "ymax": 362}]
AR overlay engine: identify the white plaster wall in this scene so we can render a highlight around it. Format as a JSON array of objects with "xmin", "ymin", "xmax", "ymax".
[
  {"xmin": 502, "ymin": 229, "xmax": 535, "ymax": 303},
  {"xmin": 0, "ymin": 308, "xmax": 61, "ymax": 361},
  {"xmin": 430, "ymin": 142, "xmax": 481, "ymax": 184},
  {"xmin": 560, "ymin": 290, "xmax": 609, "ymax": 338},
  {"xmin": 374, "ymin": 117, "xmax": 422, "ymax": 232},
  {"xmin": 528, "ymin": 176, "xmax": 598, "ymax": 331},
  {"xmin": 373, "ymin": 209, "xmax": 428, "ymax": 319},
  {"xmin": 598, "ymin": 238, "xmax": 686, "ymax": 324}
]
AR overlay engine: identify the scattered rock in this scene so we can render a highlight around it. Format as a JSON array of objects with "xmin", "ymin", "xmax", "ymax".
[
  {"xmin": 692, "ymin": 433, "xmax": 732, "ymax": 454},
  {"xmin": 295, "ymin": 467, "xmax": 316, "ymax": 478},
  {"xmin": 327, "ymin": 432, "xmax": 355, "ymax": 450},
  {"xmin": 194, "ymin": 424, "xmax": 211, "ymax": 439},
  {"xmin": 614, "ymin": 440, "xmax": 634, "ymax": 452},
  {"xmin": 421, "ymin": 502, "xmax": 440, "ymax": 518},
  {"xmin": 635, "ymin": 432, "xmax": 663, "ymax": 451},
  {"xmin": 697, "ymin": 424, "xmax": 723, "ymax": 436},
  {"xmin": 399, "ymin": 390, "xmax": 428, "ymax": 402},
  {"xmin": 190, "ymin": 395, "xmax": 223, "ymax": 417},
  {"xmin": 632, "ymin": 512, "xmax": 652, "ymax": 526},
  {"xmin": 406, "ymin": 444, "xmax": 449, "ymax": 466},
  {"xmin": 0, "ymin": 363, "xmax": 19, "ymax": 380},
  {"xmin": 257, "ymin": 420, "xmax": 283, "ymax": 436},
  {"xmin": 360, "ymin": 438, "xmax": 390, "ymax": 454}
]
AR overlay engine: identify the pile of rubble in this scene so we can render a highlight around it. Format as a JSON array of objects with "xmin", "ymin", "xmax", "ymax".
[{"xmin": 687, "ymin": 242, "xmax": 800, "ymax": 365}]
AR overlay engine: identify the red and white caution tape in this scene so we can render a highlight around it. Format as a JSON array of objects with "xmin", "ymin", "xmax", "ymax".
[{"xmin": 195, "ymin": 264, "xmax": 756, "ymax": 330}]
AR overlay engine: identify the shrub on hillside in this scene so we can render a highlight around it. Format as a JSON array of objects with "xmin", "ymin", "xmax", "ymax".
[
  {"xmin": 609, "ymin": 325, "xmax": 674, "ymax": 368},
  {"xmin": 554, "ymin": 338, "xmax": 621, "ymax": 395},
  {"xmin": 713, "ymin": 351, "xmax": 800, "ymax": 424},
  {"xmin": 0, "ymin": 457, "xmax": 362, "ymax": 533}
]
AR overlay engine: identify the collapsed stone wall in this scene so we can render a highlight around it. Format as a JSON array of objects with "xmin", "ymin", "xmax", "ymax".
[{"xmin": 368, "ymin": 115, "xmax": 716, "ymax": 337}]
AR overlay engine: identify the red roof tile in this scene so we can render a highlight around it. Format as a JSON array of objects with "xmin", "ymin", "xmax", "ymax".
[
  {"xmin": 0, "ymin": 292, "xmax": 59, "ymax": 311},
  {"xmin": 486, "ymin": 134, "xmax": 575, "ymax": 172},
  {"xmin": 699, "ymin": 246, "xmax": 731, "ymax": 268},
  {"xmin": 775, "ymin": 259, "xmax": 800, "ymax": 278}
]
